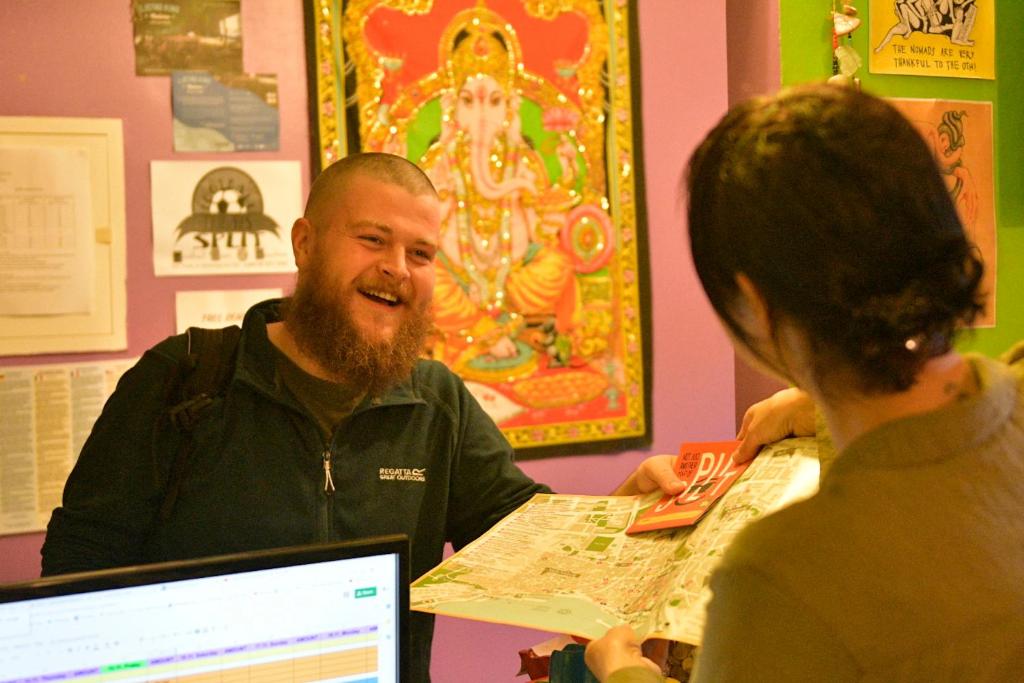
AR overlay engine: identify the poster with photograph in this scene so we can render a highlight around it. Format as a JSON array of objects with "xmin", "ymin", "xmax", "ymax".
[
  {"xmin": 870, "ymin": 0, "xmax": 994, "ymax": 79},
  {"xmin": 172, "ymin": 71, "xmax": 280, "ymax": 152},
  {"xmin": 150, "ymin": 161, "xmax": 301, "ymax": 276},
  {"xmin": 131, "ymin": 0, "xmax": 243, "ymax": 76},
  {"xmin": 889, "ymin": 98, "xmax": 996, "ymax": 326}
]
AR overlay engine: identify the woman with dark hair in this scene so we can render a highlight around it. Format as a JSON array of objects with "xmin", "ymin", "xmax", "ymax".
[{"xmin": 585, "ymin": 84, "xmax": 1024, "ymax": 681}]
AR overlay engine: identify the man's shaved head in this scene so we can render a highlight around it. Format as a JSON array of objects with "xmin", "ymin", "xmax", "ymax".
[{"xmin": 304, "ymin": 152, "xmax": 438, "ymax": 229}]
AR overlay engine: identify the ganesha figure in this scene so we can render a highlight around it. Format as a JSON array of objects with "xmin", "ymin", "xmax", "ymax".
[{"xmin": 417, "ymin": 6, "xmax": 592, "ymax": 378}]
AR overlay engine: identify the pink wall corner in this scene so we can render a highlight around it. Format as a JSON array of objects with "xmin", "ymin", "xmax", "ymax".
[
  {"xmin": 726, "ymin": 0, "xmax": 782, "ymax": 104},
  {"xmin": 1, "ymin": 1, "xmax": 735, "ymax": 680},
  {"xmin": 726, "ymin": 0, "xmax": 787, "ymax": 429}
]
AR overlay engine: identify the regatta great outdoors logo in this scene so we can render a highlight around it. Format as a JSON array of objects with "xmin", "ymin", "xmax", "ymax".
[{"xmin": 379, "ymin": 467, "xmax": 426, "ymax": 482}]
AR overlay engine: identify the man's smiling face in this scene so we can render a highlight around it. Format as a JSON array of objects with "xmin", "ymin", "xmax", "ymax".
[
  {"xmin": 284, "ymin": 170, "xmax": 440, "ymax": 391},
  {"xmin": 302, "ymin": 172, "xmax": 440, "ymax": 345}
]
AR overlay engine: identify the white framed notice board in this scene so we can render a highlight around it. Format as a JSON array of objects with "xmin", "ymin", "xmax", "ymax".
[{"xmin": 0, "ymin": 116, "xmax": 127, "ymax": 355}]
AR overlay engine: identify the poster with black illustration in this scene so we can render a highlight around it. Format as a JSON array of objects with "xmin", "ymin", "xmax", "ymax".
[
  {"xmin": 150, "ymin": 161, "xmax": 300, "ymax": 275},
  {"xmin": 869, "ymin": 0, "xmax": 994, "ymax": 79}
]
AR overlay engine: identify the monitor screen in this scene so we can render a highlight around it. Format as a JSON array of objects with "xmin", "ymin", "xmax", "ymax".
[{"xmin": 0, "ymin": 536, "xmax": 409, "ymax": 683}]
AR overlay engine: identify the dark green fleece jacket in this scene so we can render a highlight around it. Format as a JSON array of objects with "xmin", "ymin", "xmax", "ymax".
[{"xmin": 42, "ymin": 299, "xmax": 548, "ymax": 682}]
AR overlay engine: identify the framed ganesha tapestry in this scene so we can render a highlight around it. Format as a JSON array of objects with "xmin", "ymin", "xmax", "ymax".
[{"xmin": 304, "ymin": 0, "xmax": 651, "ymax": 456}]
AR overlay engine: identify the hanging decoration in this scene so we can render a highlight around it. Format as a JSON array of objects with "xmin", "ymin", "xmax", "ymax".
[{"xmin": 829, "ymin": 2, "xmax": 862, "ymax": 87}]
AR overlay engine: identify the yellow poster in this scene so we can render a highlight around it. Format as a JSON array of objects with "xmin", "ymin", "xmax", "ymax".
[
  {"xmin": 889, "ymin": 98, "xmax": 997, "ymax": 326},
  {"xmin": 870, "ymin": 1, "xmax": 995, "ymax": 79}
]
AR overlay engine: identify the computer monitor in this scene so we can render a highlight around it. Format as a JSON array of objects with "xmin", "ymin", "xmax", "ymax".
[{"xmin": 0, "ymin": 535, "xmax": 409, "ymax": 683}]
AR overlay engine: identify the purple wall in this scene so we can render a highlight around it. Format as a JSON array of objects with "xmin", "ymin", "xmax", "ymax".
[
  {"xmin": 1, "ymin": 1, "xmax": 739, "ymax": 680},
  {"xmin": 726, "ymin": 0, "xmax": 788, "ymax": 429}
]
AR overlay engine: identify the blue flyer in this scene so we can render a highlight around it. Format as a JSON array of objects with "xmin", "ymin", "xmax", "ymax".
[{"xmin": 172, "ymin": 71, "xmax": 279, "ymax": 152}]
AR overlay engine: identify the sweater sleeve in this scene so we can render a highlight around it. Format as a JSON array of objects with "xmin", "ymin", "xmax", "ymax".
[
  {"xmin": 40, "ymin": 342, "xmax": 184, "ymax": 575},
  {"xmin": 693, "ymin": 563, "xmax": 859, "ymax": 682},
  {"xmin": 606, "ymin": 666, "xmax": 665, "ymax": 683}
]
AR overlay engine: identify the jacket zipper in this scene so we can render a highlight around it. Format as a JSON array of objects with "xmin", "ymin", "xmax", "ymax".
[
  {"xmin": 322, "ymin": 449, "xmax": 336, "ymax": 493},
  {"xmin": 320, "ymin": 448, "xmax": 336, "ymax": 542}
]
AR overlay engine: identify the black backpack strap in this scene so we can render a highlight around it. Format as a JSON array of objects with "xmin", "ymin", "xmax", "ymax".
[{"xmin": 159, "ymin": 325, "xmax": 242, "ymax": 521}]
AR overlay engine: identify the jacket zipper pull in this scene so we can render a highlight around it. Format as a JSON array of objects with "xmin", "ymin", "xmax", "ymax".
[{"xmin": 322, "ymin": 450, "xmax": 336, "ymax": 493}]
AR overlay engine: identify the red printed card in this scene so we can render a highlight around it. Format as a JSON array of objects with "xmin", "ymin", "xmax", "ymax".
[{"xmin": 626, "ymin": 440, "xmax": 748, "ymax": 534}]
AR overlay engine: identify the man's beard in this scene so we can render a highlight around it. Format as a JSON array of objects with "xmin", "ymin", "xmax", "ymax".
[{"xmin": 283, "ymin": 255, "xmax": 431, "ymax": 396}]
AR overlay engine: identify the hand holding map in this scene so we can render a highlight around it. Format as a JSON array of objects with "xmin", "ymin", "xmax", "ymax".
[{"xmin": 626, "ymin": 441, "xmax": 747, "ymax": 534}]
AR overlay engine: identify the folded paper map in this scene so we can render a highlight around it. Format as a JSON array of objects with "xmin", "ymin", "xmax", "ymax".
[
  {"xmin": 411, "ymin": 438, "xmax": 819, "ymax": 645},
  {"xmin": 627, "ymin": 440, "xmax": 746, "ymax": 534}
]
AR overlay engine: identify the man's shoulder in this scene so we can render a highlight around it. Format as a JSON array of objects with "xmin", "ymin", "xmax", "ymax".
[
  {"xmin": 406, "ymin": 359, "xmax": 482, "ymax": 417},
  {"xmin": 108, "ymin": 333, "xmax": 189, "ymax": 390},
  {"xmin": 410, "ymin": 358, "xmax": 466, "ymax": 392},
  {"xmin": 145, "ymin": 327, "xmax": 235, "ymax": 369},
  {"xmin": 144, "ymin": 299, "xmax": 278, "ymax": 368},
  {"xmin": 147, "ymin": 331, "xmax": 190, "ymax": 363}
]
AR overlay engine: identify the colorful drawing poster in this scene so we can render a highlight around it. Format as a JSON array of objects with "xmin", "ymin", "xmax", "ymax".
[
  {"xmin": 131, "ymin": 0, "xmax": 243, "ymax": 76},
  {"xmin": 869, "ymin": 0, "xmax": 995, "ymax": 79},
  {"xmin": 172, "ymin": 72, "xmax": 280, "ymax": 152},
  {"xmin": 627, "ymin": 441, "xmax": 747, "ymax": 534},
  {"xmin": 889, "ymin": 98, "xmax": 996, "ymax": 326},
  {"xmin": 150, "ymin": 161, "xmax": 301, "ymax": 276}
]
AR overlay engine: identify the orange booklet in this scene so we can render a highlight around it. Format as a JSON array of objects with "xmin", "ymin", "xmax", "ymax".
[{"xmin": 626, "ymin": 440, "xmax": 748, "ymax": 534}]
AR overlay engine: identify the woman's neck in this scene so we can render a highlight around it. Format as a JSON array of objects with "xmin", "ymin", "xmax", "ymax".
[{"xmin": 815, "ymin": 351, "xmax": 975, "ymax": 452}]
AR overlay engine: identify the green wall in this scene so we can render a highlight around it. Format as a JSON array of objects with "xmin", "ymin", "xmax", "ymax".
[{"xmin": 779, "ymin": 0, "xmax": 1022, "ymax": 357}]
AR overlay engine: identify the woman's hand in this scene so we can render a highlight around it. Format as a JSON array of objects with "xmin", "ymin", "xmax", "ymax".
[
  {"xmin": 585, "ymin": 625, "xmax": 662, "ymax": 682},
  {"xmin": 613, "ymin": 455, "xmax": 685, "ymax": 496},
  {"xmin": 733, "ymin": 388, "xmax": 816, "ymax": 462}
]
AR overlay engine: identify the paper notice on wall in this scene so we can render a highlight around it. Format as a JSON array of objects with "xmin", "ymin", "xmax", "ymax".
[
  {"xmin": 150, "ymin": 160, "xmax": 300, "ymax": 276},
  {"xmin": 0, "ymin": 358, "xmax": 135, "ymax": 536},
  {"xmin": 0, "ymin": 146, "xmax": 95, "ymax": 316},
  {"xmin": 172, "ymin": 71, "xmax": 280, "ymax": 152},
  {"xmin": 175, "ymin": 288, "xmax": 282, "ymax": 333}
]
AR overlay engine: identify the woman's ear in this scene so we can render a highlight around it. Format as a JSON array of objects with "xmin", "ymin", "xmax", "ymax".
[
  {"xmin": 734, "ymin": 273, "xmax": 773, "ymax": 340},
  {"xmin": 730, "ymin": 273, "xmax": 799, "ymax": 387}
]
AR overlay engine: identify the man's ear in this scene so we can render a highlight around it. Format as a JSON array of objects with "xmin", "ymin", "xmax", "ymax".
[
  {"xmin": 291, "ymin": 217, "xmax": 314, "ymax": 270},
  {"xmin": 734, "ymin": 273, "xmax": 773, "ymax": 340}
]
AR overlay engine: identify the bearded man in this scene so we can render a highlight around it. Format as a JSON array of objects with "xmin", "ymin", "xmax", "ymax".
[{"xmin": 40, "ymin": 153, "xmax": 552, "ymax": 682}]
